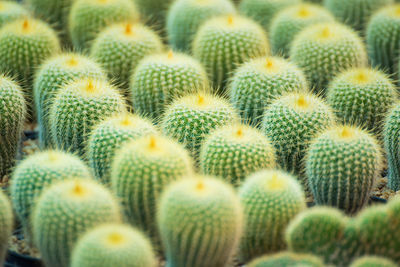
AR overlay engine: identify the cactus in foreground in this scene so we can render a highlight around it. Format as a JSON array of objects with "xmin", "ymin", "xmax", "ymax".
[
  {"xmin": 158, "ymin": 176, "xmax": 243, "ymax": 267},
  {"xmin": 193, "ymin": 14, "xmax": 269, "ymax": 90},
  {"xmin": 161, "ymin": 92, "xmax": 239, "ymax": 160},
  {"xmin": 326, "ymin": 68, "xmax": 397, "ymax": 133},
  {"xmin": 130, "ymin": 51, "xmax": 209, "ymax": 120},
  {"xmin": 90, "ymin": 22, "xmax": 163, "ymax": 90},
  {"xmin": 229, "ymin": 56, "xmax": 308, "ymax": 125},
  {"xmin": 384, "ymin": 104, "xmax": 400, "ymax": 191},
  {"xmin": 0, "ymin": 190, "xmax": 13, "ymax": 266},
  {"xmin": 270, "ymin": 4, "xmax": 335, "ymax": 57},
  {"xmin": 32, "ymin": 179, "xmax": 122, "ymax": 267},
  {"xmin": 88, "ymin": 114, "xmax": 157, "ymax": 184},
  {"xmin": 34, "ymin": 53, "xmax": 106, "ymax": 148},
  {"xmin": 290, "ymin": 22, "xmax": 367, "ymax": 92},
  {"xmin": 248, "ymin": 252, "xmax": 325, "ymax": 267},
  {"xmin": 350, "ymin": 256, "xmax": 398, "ymax": 267},
  {"xmin": 166, "ymin": 0, "xmax": 236, "ymax": 52},
  {"xmin": 306, "ymin": 125, "xmax": 382, "ymax": 214},
  {"xmin": 239, "ymin": 170, "xmax": 306, "ymax": 262},
  {"xmin": 49, "ymin": 78, "xmax": 126, "ymax": 157},
  {"xmin": 0, "ymin": 76, "xmax": 26, "ymax": 178},
  {"xmin": 111, "ymin": 135, "xmax": 193, "ymax": 242},
  {"xmin": 71, "ymin": 224, "xmax": 157, "ymax": 267},
  {"xmin": 10, "ymin": 150, "xmax": 92, "ymax": 240},
  {"xmin": 69, "ymin": 0, "xmax": 139, "ymax": 51},
  {"xmin": 0, "ymin": 1, "xmax": 29, "ymax": 27},
  {"xmin": 200, "ymin": 124, "xmax": 277, "ymax": 186}
]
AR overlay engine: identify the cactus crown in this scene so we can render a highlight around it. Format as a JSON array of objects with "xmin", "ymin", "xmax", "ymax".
[{"xmin": 284, "ymin": 92, "xmax": 326, "ymax": 112}]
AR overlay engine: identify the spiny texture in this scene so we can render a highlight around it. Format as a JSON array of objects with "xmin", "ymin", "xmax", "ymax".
[
  {"xmin": 200, "ymin": 124, "xmax": 277, "ymax": 186},
  {"xmin": 34, "ymin": 53, "xmax": 106, "ymax": 148},
  {"xmin": 69, "ymin": 0, "xmax": 139, "ymax": 51},
  {"xmin": 90, "ymin": 22, "xmax": 163, "ymax": 90},
  {"xmin": 247, "ymin": 252, "xmax": 325, "ymax": 267},
  {"xmin": 10, "ymin": 150, "xmax": 92, "ymax": 239},
  {"xmin": 158, "ymin": 176, "xmax": 243, "ymax": 267},
  {"xmin": 306, "ymin": 126, "xmax": 382, "ymax": 214},
  {"xmin": 0, "ymin": 76, "xmax": 26, "ymax": 178},
  {"xmin": 32, "ymin": 179, "xmax": 122, "ymax": 267},
  {"xmin": 366, "ymin": 5, "xmax": 400, "ymax": 76},
  {"xmin": 166, "ymin": 0, "xmax": 236, "ymax": 52},
  {"xmin": 161, "ymin": 92, "xmax": 239, "ymax": 160},
  {"xmin": 350, "ymin": 256, "xmax": 398, "ymax": 267},
  {"xmin": 270, "ymin": 4, "xmax": 335, "ymax": 57},
  {"xmin": 134, "ymin": 0, "xmax": 172, "ymax": 32},
  {"xmin": 261, "ymin": 93, "xmax": 335, "ymax": 182},
  {"xmin": 239, "ymin": 170, "xmax": 306, "ymax": 262},
  {"xmin": 193, "ymin": 15, "xmax": 269, "ymax": 90},
  {"xmin": 70, "ymin": 224, "xmax": 157, "ymax": 267},
  {"xmin": 290, "ymin": 22, "xmax": 367, "ymax": 91},
  {"xmin": 49, "ymin": 78, "xmax": 126, "ymax": 157},
  {"xmin": 0, "ymin": 190, "xmax": 13, "ymax": 266},
  {"xmin": 239, "ymin": 0, "xmax": 301, "ymax": 32},
  {"xmin": 384, "ymin": 104, "xmax": 400, "ymax": 191},
  {"xmin": 111, "ymin": 135, "xmax": 193, "ymax": 243},
  {"xmin": 324, "ymin": 0, "xmax": 393, "ymax": 31},
  {"xmin": 326, "ymin": 68, "xmax": 397, "ymax": 133},
  {"xmin": 229, "ymin": 56, "xmax": 308, "ymax": 125},
  {"xmin": 88, "ymin": 114, "xmax": 157, "ymax": 184},
  {"xmin": 0, "ymin": 1, "xmax": 29, "ymax": 27},
  {"xmin": 130, "ymin": 51, "xmax": 209, "ymax": 120}
]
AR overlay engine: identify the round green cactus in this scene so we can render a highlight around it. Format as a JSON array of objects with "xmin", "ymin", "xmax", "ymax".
[
  {"xmin": 130, "ymin": 51, "xmax": 209, "ymax": 120},
  {"xmin": 247, "ymin": 252, "xmax": 325, "ymax": 267},
  {"xmin": 200, "ymin": 124, "xmax": 277, "ymax": 186},
  {"xmin": 10, "ymin": 150, "xmax": 92, "ymax": 240},
  {"xmin": 33, "ymin": 53, "xmax": 106, "ymax": 148},
  {"xmin": 193, "ymin": 14, "xmax": 269, "ymax": 90},
  {"xmin": 166, "ymin": 0, "xmax": 236, "ymax": 52},
  {"xmin": 70, "ymin": 224, "xmax": 157, "ymax": 267},
  {"xmin": 326, "ymin": 68, "xmax": 397, "ymax": 133},
  {"xmin": 161, "ymin": 92, "xmax": 239, "ymax": 160},
  {"xmin": 0, "ymin": 190, "xmax": 13, "ymax": 266},
  {"xmin": 270, "ymin": 4, "xmax": 335, "ymax": 57},
  {"xmin": 69, "ymin": 0, "xmax": 139, "ymax": 51},
  {"xmin": 290, "ymin": 22, "xmax": 367, "ymax": 92},
  {"xmin": 239, "ymin": 0, "xmax": 301, "ymax": 32},
  {"xmin": 306, "ymin": 125, "xmax": 382, "ymax": 214},
  {"xmin": 157, "ymin": 175, "xmax": 243, "ymax": 267},
  {"xmin": 90, "ymin": 22, "xmax": 163, "ymax": 90},
  {"xmin": 229, "ymin": 56, "xmax": 308, "ymax": 125},
  {"xmin": 261, "ymin": 92, "xmax": 335, "ymax": 183},
  {"xmin": 366, "ymin": 5, "xmax": 400, "ymax": 76},
  {"xmin": 49, "ymin": 78, "xmax": 127, "ymax": 157},
  {"xmin": 0, "ymin": 1, "xmax": 29, "ymax": 27},
  {"xmin": 239, "ymin": 170, "xmax": 306, "ymax": 262},
  {"xmin": 350, "ymin": 256, "xmax": 398, "ymax": 267},
  {"xmin": 88, "ymin": 114, "xmax": 157, "ymax": 184},
  {"xmin": 0, "ymin": 76, "xmax": 26, "ymax": 178},
  {"xmin": 32, "ymin": 178, "xmax": 122, "ymax": 267}
]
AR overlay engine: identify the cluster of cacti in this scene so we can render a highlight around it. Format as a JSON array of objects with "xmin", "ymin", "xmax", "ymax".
[
  {"xmin": 0, "ymin": 1, "xmax": 29, "ymax": 28},
  {"xmin": 0, "ymin": 190, "xmax": 13, "ymax": 266},
  {"xmin": 247, "ymin": 252, "xmax": 325, "ymax": 267}
]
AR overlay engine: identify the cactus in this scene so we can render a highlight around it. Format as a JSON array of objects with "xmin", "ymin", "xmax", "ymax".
[
  {"xmin": 290, "ymin": 22, "xmax": 367, "ymax": 92},
  {"xmin": 33, "ymin": 53, "xmax": 106, "ymax": 148},
  {"xmin": 366, "ymin": 5, "xmax": 400, "ymax": 76},
  {"xmin": 70, "ymin": 224, "xmax": 157, "ymax": 267},
  {"xmin": 0, "ymin": 190, "xmax": 13, "ymax": 266},
  {"xmin": 134, "ymin": 0, "xmax": 173, "ymax": 33},
  {"xmin": 161, "ymin": 92, "xmax": 239, "ymax": 160},
  {"xmin": 32, "ymin": 179, "xmax": 122, "ymax": 267},
  {"xmin": 0, "ymin": 1, "xmax": 29, "ymax": 27},
  {"xmin": 166, "ymin": 0, "xmax": 236, "ymax": 52},
  {"xmin": 200, "ymin": 124, "xmax": 277, "ymax": 186},
  {"xmin": 229, "ymin": 56, "xmax": 308, "ymax": 125},
  {"xmin": 90, "ymin": 22, "xmax": 163, "ymax": 90},
  {"xmin": 350, "ymin": 256, "xmax": 398, "ymax": 267},
  {"xmin": 49, "ymin": 78, "xmax": 126, "ymax": 157},
  {"xmin": 306, "ymin": 125, "xmax": 382, "ymax": 214},
  {"xmin": 239, "ymin": 0, "xmax": 301, "ymax": 32},
  {"xmin": 130, "ymin": 51, "xmax": 209, "ymax": 120},
  {"xmin": 88, "ymin": 114, "xmax": 158, "ymax": 184},
  {"xmin": 270, "ymin": 4, "xmax": 335, "ymax": 57},
  {"xmin": 10, "ymin": 150, "xmax": 92, "ymax": 240},
  {"xmin": 0, "ymin": 76, "xmax": 26, "ymax": 178},
  {"xmin": 261, "ymin": 92, "xmax": 335, "ymax": 184},
  {"xmin": 239, "ymin": 170, "xmax": 306, "ymax": 262},
  {"xmin": 111, "ymin": 135, "xmax": 193, "ymax": 242},
  {"xmin": 69, "ymin": 0, "xmax": 139, "ymax": 51},
  {"xmin": 326, "ymin": 68, "xmax": 397, "ymax": 134},
  {"xmin": 157, "ymin": 175, "xmax": 243, "ymax": 267},
  {"xmin": 193, "ymin": 14, "xmax": 269, "ymax": 90},
  {"xmin": 247, "ymin": 252, "xmax": 325, "ymax": 267}
]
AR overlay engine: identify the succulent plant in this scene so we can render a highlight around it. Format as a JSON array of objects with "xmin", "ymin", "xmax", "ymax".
[
  {"xmin": 0, "ymin": 1, "xmax": 29, "ymax": 27},
  {"xmin": 0, "ymin": 190, "xmax": 13, "ymax": 266},
  {"xmin": 350, "ymin": 256, "xmax": 398, "ymax": 267},
  {"xmin": 134, "ymin": 0, "xmax": 173, "ymax": 34},
  {"xmin": 384, "ymin": 103, "xmax": 400, "ymax": 191},
  {"xmin": 247, "ymin": 252, "xmax": 325, "ymax": 267}
]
